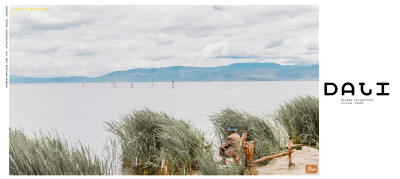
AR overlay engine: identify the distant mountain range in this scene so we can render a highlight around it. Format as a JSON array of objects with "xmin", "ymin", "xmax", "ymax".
[{"xmin": 10, "ymin": 62, "xmax": 319, "ymax": 83}]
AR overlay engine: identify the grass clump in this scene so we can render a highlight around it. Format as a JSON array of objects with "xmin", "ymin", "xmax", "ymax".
[
  {"xmin": 210, "ymin": 108, "xmax": 283, "ymax": 164},
  {"xmin": 198, "ymin": 148, "xmax": 246, "ymax": 175},
  {"xmin": 106, "ymin": 108, "xmax": 208, "ymax": 175},
  {"xmin": 9, "ymin": 127, "xmax": 111, "ymax": 175},
  {"xmin": 274, "ymin": 95, "xmax": 319, "ymax": 146},
  {"xmin": 159, "ymin": 120, "xmax": 207, "ymax": 174}
]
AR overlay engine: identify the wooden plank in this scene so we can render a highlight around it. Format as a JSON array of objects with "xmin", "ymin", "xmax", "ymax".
[
  {"xmin": 254, "ymin": 150, "xmax": 293, "ymax": 164},
  {"xmin": 285, "ymin": 144, "xmax": 304, "ymax": 149},
  {"xmin": 292, "ymin": 144, "xmax": 304, "ymax": 148}
]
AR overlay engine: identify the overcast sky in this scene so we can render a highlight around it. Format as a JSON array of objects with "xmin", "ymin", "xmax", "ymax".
[{"xmin": 10, "ymin": 6, "xmax": 318, "ymax": 77}]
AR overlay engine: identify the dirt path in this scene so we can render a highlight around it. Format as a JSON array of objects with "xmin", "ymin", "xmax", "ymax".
[{"xmin": 256, "ymin": 146, "xmax": 319, "ymax": 175}]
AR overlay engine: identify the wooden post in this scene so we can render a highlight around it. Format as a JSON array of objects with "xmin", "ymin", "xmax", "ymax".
[
  {"xmin": 161, "ymin": 159, "xmax": 167, "ymax": 175},
  {"xmin": 288, "ymin": 139, "xmax": 293, "ymax": 167},
  {"xmin": 239, "ymin": 133, "xmax": 247, "ymax": 163},
  {"xmin": 244, "ymin": 141, "xmax": 254, "ymax": 172},
  {"xmin": 240, "ymin": 133, "xmax": 247, "ymax": 147},
  {"xmin": 236, "ymin": 133, "xmax": 247, "ymax": 164},
  {"xmin": 240, "ymin": 133, "xmax": 255, "ymax": 173}
]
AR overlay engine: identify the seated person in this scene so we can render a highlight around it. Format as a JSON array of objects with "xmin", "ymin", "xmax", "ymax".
[{"xmin": 219, "ymin": 124, "xmax": 241, "ymax": 162}]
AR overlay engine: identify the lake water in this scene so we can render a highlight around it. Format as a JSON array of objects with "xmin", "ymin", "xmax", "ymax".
[{"xmin": 9, "ymin": 81, "xmax": 318, "ymax": 156}]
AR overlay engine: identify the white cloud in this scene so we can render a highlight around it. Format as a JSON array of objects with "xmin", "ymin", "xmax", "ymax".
[{"xmin": 10, "ymin": 5, "xmax": 318, "ymax": 77}]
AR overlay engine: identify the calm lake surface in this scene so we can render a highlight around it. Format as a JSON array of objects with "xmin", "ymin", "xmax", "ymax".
[{"xmin": 9, "ymin": 81, "xmax": 318, "ymax": 155}]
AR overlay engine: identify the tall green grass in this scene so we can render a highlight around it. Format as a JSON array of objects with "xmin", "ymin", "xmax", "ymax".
[
  {"xmin": 198, "ymin": 150, "xmax": 245, "ymax": 175},
  {"xmin": 106, "ymin": 108, "xmax": 208, "ymax": 175},
  {"xmin": 159, "ymin": 120, "xmax": 207, "ymax": 174},
  {"xmin": 210, "ymin": 108, "xmax": 283, "ymax": 164},
  {"xmin": 274, "ymin": 95, "xmax": 319, "ymax": 146},
  {"xmin": 9, "ymin": 127, "xmax": 111, "ymax": 175}
]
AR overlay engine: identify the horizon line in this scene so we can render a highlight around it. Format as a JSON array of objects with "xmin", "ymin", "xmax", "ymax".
[{"xmin": 10, "ymin": 62, "xmax": 319, "ymax": 79}]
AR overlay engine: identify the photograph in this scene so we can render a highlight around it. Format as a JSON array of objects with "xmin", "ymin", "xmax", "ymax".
[{"xmin": 8, "ymin": 5, "xmax": 320, "ymax": 175}]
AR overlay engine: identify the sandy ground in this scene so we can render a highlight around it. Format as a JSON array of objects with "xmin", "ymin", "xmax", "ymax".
[{"xmin": 256, "ymin": 146, "xmax": 319, "ymax": 175}]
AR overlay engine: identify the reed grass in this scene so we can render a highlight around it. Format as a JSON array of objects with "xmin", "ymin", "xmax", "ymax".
[
  {"xmin": 198, "ymin": 147, "xmax": 246, "ymax": 175},
  {"xmin": 159, "ymin": 120, "xmax": 207, "ymax": 174},
  {"xmin": 105, "ymin": 108, "xmax": 208, "ymax": 175},
  {"xmin": 210, "ymin": 108, "xmax": 283, "ymax": 164},
  {"xmin": 273, "ymin": 95, "xmax": 319, "ymax": 146},
  {"xmin": 9, "ymin": 127, "xmax": 111, "ymax": 175}
]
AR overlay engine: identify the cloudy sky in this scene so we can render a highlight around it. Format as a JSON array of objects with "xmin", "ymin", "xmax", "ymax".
[{"xmin": 10, "ymin": 6, "xmax": 318, "ymax": 77}]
